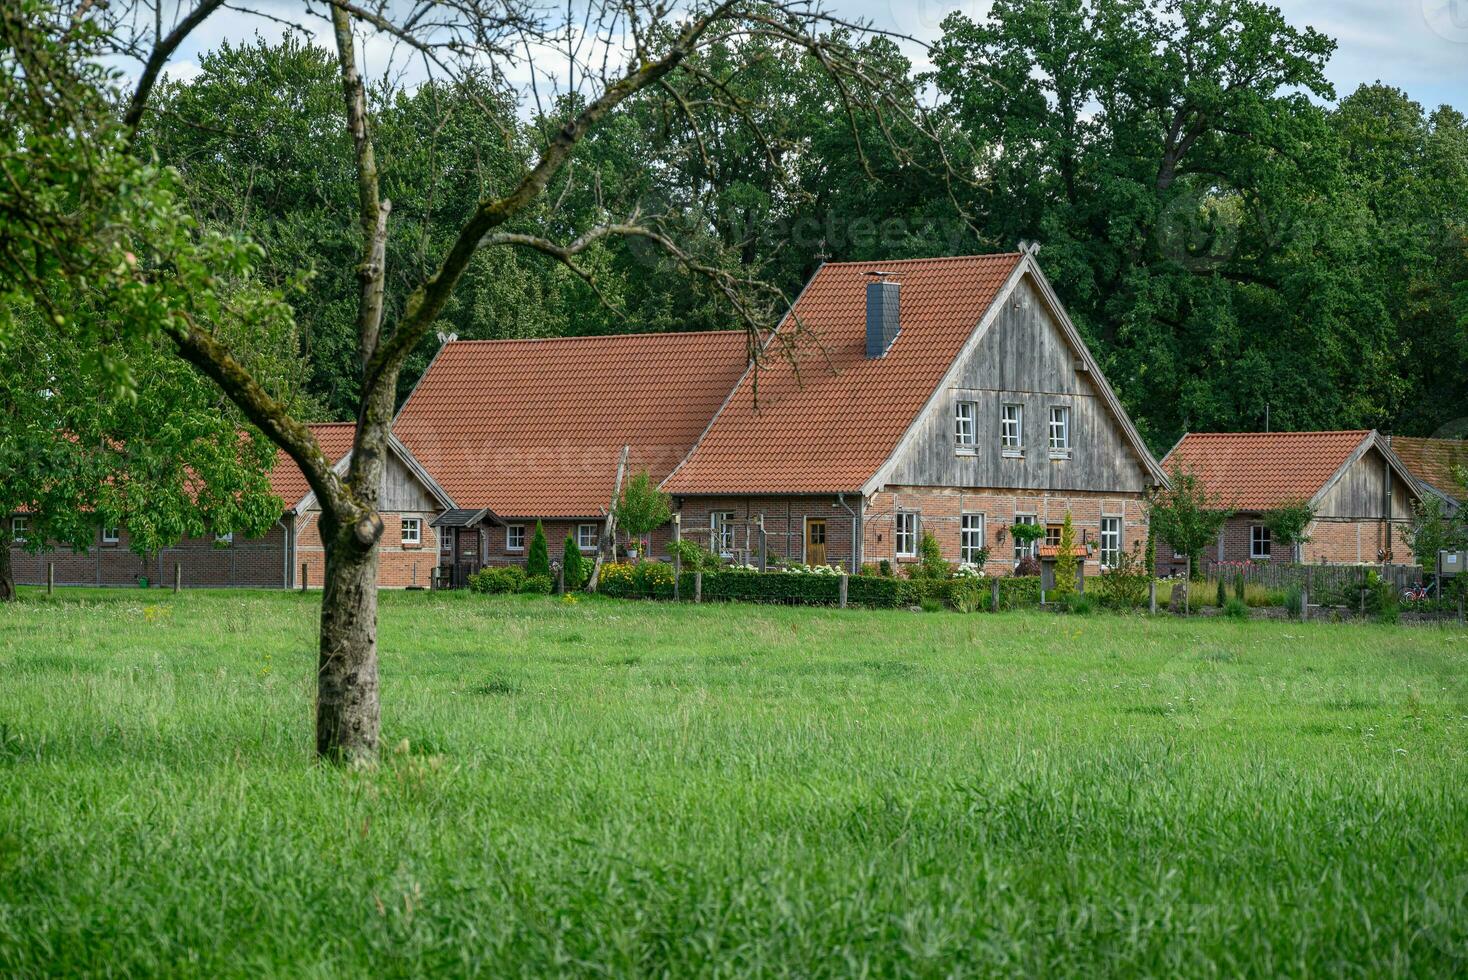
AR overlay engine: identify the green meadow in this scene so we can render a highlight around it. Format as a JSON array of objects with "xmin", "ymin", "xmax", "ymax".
[{"xmin": 1, "ymin": 589, "xmax": 1466, "ymax": 976}]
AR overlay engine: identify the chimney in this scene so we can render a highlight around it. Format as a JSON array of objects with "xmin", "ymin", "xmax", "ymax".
[{"xmin": 865, "ymin": 272, "xmax": 900, "ymax": 358}]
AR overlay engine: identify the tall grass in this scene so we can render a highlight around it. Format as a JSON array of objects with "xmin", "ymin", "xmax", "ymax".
[{"xmin": 1, "ymin": 589, "xmax": 1466, "ymax": 976}]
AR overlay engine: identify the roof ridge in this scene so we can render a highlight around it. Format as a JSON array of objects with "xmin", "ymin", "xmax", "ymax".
[
  {"xmin": 442, "ymin": 328, "xmax": 744, "ymax": 345},
  {"xmin": 816, "ymin": 252, "xmax": 1023, "ymax": 269}
]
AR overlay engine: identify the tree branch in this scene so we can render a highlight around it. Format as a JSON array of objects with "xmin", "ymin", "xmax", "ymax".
[{"xmin": 121, "ymin": 0, "xmax": 227, "ymax": 139}]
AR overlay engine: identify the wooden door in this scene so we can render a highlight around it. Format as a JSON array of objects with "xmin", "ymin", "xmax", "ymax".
[{"xmin": 806, "ymin": 519, "xmax": 827, "ymax": 566}]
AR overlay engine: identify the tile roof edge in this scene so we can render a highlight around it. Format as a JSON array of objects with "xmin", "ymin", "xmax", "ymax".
[
  {"xmin": 435, "ymin": 328, "xmax": 746, "ymax": 345},
  {"xmin": 817, "ymin": 252, "xmax": 1024, "ymax": 268}
]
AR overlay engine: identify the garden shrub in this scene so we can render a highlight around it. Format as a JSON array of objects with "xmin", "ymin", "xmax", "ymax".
[
  {"xmin": 562, "ymin": 535, "xmax": 585, "ymax": 590},
  {"xmin": 1223, "ymin": 597, "xmax": 1249, "ymax": 620},
  {"xmin": 1233, "ymin": 572, "xmax": 1246, "ymax": 603},
  {"xmin": 527, "ymin": 522, "xmax": 550, "ymax": 577},
  {"xmin": 1066, "ymin": 594, "xmax": 1095, "ymax": 615},
  {"xmin": 1097, "ymin": 547, "xmax": 1150, "ymax": 610},
  {"xmin": 520, "ymin": 574, "xmax": 553, "ymax": 595},
  {"xmin": 919, "ymin": 596, "xmax": 943, "ymax": 613},
  {"xmin": 1284, "ymin": 585, "xmax": 1304, "ymax": 618},
  {"xmin": 670, "ymin": 569, "xmax": 903, "ymax": 608},
  {"xmin": 946, "ymin": 579, "xmax": 985, "ymax": 613},
  {"xmin": 1216, "ymin": 578, "xmax": 1227, "ymax": 608},
  {"xmin": 911, "ymin": 531, "xmax": 951, "ymax": 581},
  {"xmin": 667, "ymin": 539, "xmax": 721, "ymax": 572},
  {"xmin": 468, "ymin": 565, "xmax": 525, "ymax": 594},
  {"xmin": 996, "ymin": 575, "xmax": 1041, "ymax": 610},
  {"xmin": 878, "ymin": 559, "xmax": 893, "ymax": 577},
  {"xmin": 1014, "ymin": 556, "xmax": 1041, "ymax": 577}
]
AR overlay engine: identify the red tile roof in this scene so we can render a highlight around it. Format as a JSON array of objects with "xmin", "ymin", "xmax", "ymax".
[
  {"xmin": 267, "ymin": 423, "xmax": 356, "ymax": 508},
  {"xmin": 663, "ymin": 254, "xmax": 1024, "ymax": 494},
  {"xmin": 1388, "ymin": 436, "xmax": 1466, "ymax": 500},
  {"xmin": 1162, "ymin": 430, "xmax": 1372, "ymax": 511},
  {"xmin": 392, "ymin": 331, "xmax": 750, "ymax": 518}
]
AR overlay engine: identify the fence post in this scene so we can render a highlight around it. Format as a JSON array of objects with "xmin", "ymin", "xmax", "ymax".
[
  {"xmin": 992, "ymin": 577, "xmax": 1000, "ymax": 613},
  {"xmin": 47, "ymin": 561, "xmax": 54, "ymax": 595},
  {"xmin": 555, "ymin": 563, "xmax": 564, "ymax": 596},
  {"xmin": 1184, "ymin": 557, "xmax": 1191, "ymax": 615},
  {"xmin": 301, "ymin": 563, "xmax": 309, "ymax": 592},
  {"xmin": 1459, "ymin": 589, "xmax": 1465, "ymax": 625},
  {"xmin": 673, "ymin": 553, "xmax": 681, "ymax": 600},
  {"xmin": 1149, "ymin": 578, "xmax": 1157, "ymax": 615},
  {"xmin": 694, "ymin": 570, "xmax": 703, "ymax": 604},
  {"xmin": 839, "ymin": 573, "xmax": 849, "ymax": 609},
  {"xmin": 173, "ymin": 562, "xmax": 181, "ymax": 593}
]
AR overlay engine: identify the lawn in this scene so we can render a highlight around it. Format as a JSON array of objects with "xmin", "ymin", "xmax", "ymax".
[{"xmin": 1, "ymin": 589, "xmax": 1466, "ymax": 976}]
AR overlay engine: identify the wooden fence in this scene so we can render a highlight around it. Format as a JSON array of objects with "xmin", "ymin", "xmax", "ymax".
[{"xmin": 1201, "ymin": 561, "xmax": 1423, "ymax": 594}]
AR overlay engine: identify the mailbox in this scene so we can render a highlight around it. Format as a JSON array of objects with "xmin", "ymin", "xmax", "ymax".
[{"xmin": 1439, "ymin": 550, "xmax": 1465, "ymax": 577}]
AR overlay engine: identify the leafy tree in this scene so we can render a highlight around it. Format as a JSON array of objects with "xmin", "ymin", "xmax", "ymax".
[
  {"xmin": 1263, "ymin": 500, "xmax": 1315, "ymax": 562},
  {"xmin": 912, "ymin": 530, "xmax": 952, "ymax": 581},
  {"xmin": 1052, "ymin": 512, "xmax": 1079, "ymax": 603},
  {"xmin": 1404, "ymin": 497, "xmax": 1466, "ymax": 569},
  {"xmin": 616, "ymin": 470, "xmax": 671, "ymax": 561},
  {"xmin": 1146, "ymin": 465, "xmax": 1232, "ymax": 578},
  {"xmin": 527, "ymin": 522, "xmax": 550, "ymax": 578}
]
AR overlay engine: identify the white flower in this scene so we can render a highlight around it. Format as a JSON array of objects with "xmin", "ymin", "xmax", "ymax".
[{"xmin": 953, "ymin": 561, "xmax": 987, "ymax": 579}]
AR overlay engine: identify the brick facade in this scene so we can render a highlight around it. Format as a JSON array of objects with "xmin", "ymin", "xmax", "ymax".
[
  {"xmin": 10, "ymin": 508, "xmax": 442, "ymax": 590},
  {"xmin": 1157, "ymin": 514, "xmax": 1416, "ymax": 575},
  {"xmin": 670, "ymin": 488, "xmax": 1149, "ymax": 574}
]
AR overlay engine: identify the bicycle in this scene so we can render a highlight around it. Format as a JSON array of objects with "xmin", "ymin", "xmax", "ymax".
[{"xmin": 1401, "ymin": 580, "xmax": 1437, "ymax": 603}]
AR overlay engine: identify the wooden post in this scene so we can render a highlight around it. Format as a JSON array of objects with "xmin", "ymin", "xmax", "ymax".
[
  {"xmin": 839, "ymin": 573, "xmax": 849, "ymax": 609},
  {"xmin": 46, "ymin": 561, "xmax": 54, "ymax": 595},
  {"xmin": 694, "ymin": 570, "xmax": 702, "ymax": 604},
  {"xmin": 555, "ymin": 562, "xmax": 564, "ymax": 596},
  {"xmin": 173, "ymin": 562, "xmax": 181, "ymax": 593},
  {"xmin": 991, "ymin": 577, "xmax": 1000, "ymax": 613},
  {"xmin": 586, "ymin": 444, "xmax": 629, "ymax": 593},
  {"xmin": 1184, "ymin": 557, "xmax": 1191, "ymax": 615},
  {"xmin": 757, "ymin": 515, "xmax": 767, "ymax": 572},
  {"xmin": 1148, "ymin": 578, "xmax": 1157, "ymax": 615},
  {"xmin": 1458, "ymin": 589, "xmax": 1465, "ymax": 625},
  {"xmin": 672, "ymin": 513, "xmax": 682, "ymax": 600},
  {"xmin": 301, "ymin": 563, "xmax": 309, "ymax": 592}
]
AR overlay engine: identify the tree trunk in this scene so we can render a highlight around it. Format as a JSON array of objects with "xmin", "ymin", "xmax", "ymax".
[
  {"xmin": 315, "ymin": 534, "xmax": 381, "ymax": 762},
  {"xmin": 0, "ymin": 542, "xmax": 14, "ymax": 602}
]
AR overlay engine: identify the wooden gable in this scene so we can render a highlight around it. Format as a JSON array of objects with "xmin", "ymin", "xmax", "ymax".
[{"xmin": 875, "ymin": 271, "xmax": 1157, "ymax": 494}]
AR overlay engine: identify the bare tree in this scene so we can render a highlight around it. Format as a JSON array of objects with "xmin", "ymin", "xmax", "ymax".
[{"xmin": 16, "ymin": 0, "xmax": 969, "ymax": 761}]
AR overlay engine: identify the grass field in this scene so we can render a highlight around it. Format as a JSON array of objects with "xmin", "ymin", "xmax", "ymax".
[{"xmin": 1, "ymin": 589, "xmax": 1466, "ymax": 976}]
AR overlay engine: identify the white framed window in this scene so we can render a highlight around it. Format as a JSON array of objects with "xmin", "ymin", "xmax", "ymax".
[
  {"xmin": 506, "ymin": 524, "xmax": 525, "ymax": 552},
  {"xmin": 954, "ymin": 400, "xmax": 977, "ymax": 450},
  {"xmin": 1250, "ymin": 525, "xmax": 1271, "ymax": 559},
  {"xmin": 710, "ymin": 511, "xmax": 735, "ymax": 551},
  {"xmin": 401, "ymin": 518, "xmax": 422, "ymax": 547},
  {"xmin": 577, "ymin": 523, "xmax": 599, "ymax": 552},
  {"xmin": 102, "ymin": 526, "xmax": 120, "ymax": 545},
  {"xmin": 215, "ymin": 532, "xmax": 233, "ymax": 546},
  {"xmin": 1048, "ymin": 406, "xmax": 1070, "ymax": 457},
  {"xmin": 12, "ymin": 516, "xmax": 29, "ymax": 543},
  {"xmin": 1001, "ymin": 403, "xmax": 1023, "ymax": 455},
  {"xmin": 1013, "ymin": 513, "xmax": 1037, "ymax": 562},
  {"xmin": 961, "ymin": 514, "xmax": 986, "ymax": 563},
  {"xmin": 895, "ymin": 512, "xmax": 919, "ymax": 557},
  {"xmin": 1100, "ymin": 517, "xmax": 1122, "ymax": 568}
]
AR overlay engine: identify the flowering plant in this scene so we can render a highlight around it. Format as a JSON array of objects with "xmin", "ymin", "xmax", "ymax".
[
  {"xmin": 784, "ymin": 563, "xmax": 842, "ymax": 575},
  {"xmin": 953, "ymin": 561, "xmax": 987, "ymax": 579}
]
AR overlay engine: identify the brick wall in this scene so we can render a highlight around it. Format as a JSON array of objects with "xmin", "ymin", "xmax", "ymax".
[
  {"xmin": 295, "ymin": 510, "xmax": 441, "ymax": 590},
  {"xmin": 1156, "ymin": 514, "xmax": 1418, "ymax": 574},
  {"xmin": 9, "ymin": 522, "xmax": 289, "ymax": 588},
  {"xmin": 866, "ymin": 487, "xmax": 1147, "ymax": 575}
]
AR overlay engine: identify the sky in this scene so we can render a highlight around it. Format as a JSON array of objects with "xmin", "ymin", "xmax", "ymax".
[{"xmin": 151, "ymin": 0, "xmax": 1468, "ymax": 113}]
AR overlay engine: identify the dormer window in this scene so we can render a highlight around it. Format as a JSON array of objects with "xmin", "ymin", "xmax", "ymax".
[
  {"xmin": 954, "ymin": 400, "xmax": 976, "ymax": 452},
  {"xmin": 1001, "ymin": 403, "xmax": 1023, "ymax": 457}
]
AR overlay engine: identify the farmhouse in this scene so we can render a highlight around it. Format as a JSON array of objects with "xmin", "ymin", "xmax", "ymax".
[
  {"xmin": 391, "ymin": 331, "xmax": 750, "ymax": 586},
  {"xmin": 661, "ymin": 249, "xmax": 1168, "ymax": 573},
  {"xmin": 7, "ymin": 423, "xmax": 452, "ymax": 589},
  {"xmin": 1156, "ymin": 430, "xmax": 1424, "ymax": 572}
]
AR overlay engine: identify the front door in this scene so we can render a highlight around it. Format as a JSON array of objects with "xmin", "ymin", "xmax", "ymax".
[{"xmin": 806, "ymin": 519, "xmax": 827, "ymax": 566}]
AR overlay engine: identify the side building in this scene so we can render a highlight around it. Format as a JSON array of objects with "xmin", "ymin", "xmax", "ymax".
[
  {"xmin": 1156, "ymin": 430, "xmax": 1424, "ymax": 573},
  {"xmin": 7, "ymin": 423, "xmax": 452, "ymax": 589},
  {"xmin": 392, "ymin": 331, "xmax": 751, "ymax": 586}
]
